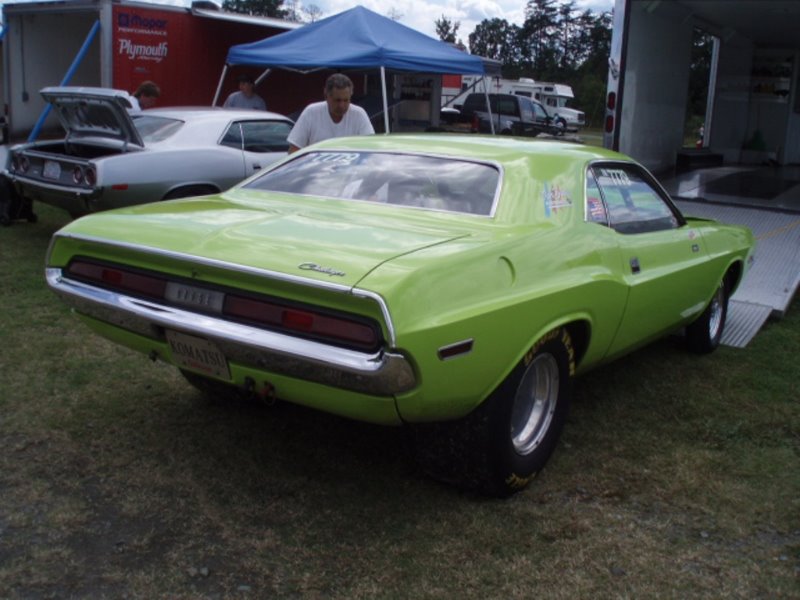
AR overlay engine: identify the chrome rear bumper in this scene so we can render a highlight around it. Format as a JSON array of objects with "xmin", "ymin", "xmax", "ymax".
[{"xmin": 46, "ymin": 268, "xmax": 416, "ymax": 396}]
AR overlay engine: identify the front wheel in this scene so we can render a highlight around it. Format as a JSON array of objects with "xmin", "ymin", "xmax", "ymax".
[
  {"xmin": 412, "ymin": 327, "xmax": 575, "ymax": 497},
  {"xmin": 686, "ymin": 279, "xmax": 728, "ymax": 353}
]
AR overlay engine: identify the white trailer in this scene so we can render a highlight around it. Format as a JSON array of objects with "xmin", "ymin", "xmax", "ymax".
[{"xmin": 604, "ymin": 0, "xmax": 800, "ymax": 171}]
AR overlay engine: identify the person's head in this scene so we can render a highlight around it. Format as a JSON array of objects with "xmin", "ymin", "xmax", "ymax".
[
  {"xmin": 133, "ymin": 81, "xmax": 160, "ymax": 109},
  {"xmin": 238, "ymin": 74, "xmax": 256, "ymax": 98},
  {"xmin": 324, "ymin": 73, "xmax": 354, "ymax": 121}
]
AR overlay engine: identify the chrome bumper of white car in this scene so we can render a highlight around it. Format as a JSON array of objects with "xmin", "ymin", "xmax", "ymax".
[{"xmin": 46, "ymin": 268, "xmax": 417, "ymax": 396}]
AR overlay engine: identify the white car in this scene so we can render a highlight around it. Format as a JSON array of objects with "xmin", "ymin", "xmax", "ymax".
[{"xmin": 6, "ymin": 87, "xmax": 294, "ymax": 217}]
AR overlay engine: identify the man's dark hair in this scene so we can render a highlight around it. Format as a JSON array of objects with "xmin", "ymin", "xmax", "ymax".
[
  {"xmin": 238, "ymin": 74, "xmax": 256, "ymax": 85},
  {"xmin": 134, "ymin": 80, "xmax": 160, "ymax": 99},
  {"xmin": 325, "ymin": 73, "xmax": 354, "ymax": 95}
]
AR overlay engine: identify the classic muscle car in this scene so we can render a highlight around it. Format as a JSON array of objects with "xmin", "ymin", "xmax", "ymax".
[
  {"xmin": 45, "ymin": 135, "xmax": 754, "ymax": 496},
  {"xmin": 6, "ymin": 87, "xmax": 293, "ymax": 217}
]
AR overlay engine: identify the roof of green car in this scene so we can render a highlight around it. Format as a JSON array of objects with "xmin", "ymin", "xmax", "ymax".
[{"xmin": 306, "ymin": 133, "xmax": 629, "ymax": 165}]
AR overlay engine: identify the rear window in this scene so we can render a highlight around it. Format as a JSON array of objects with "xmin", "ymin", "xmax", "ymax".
[
  {"xmin": 132, "ymin": 115, "xmax": 184, "ymax": 143},
  {"xmin": 243, "ymin": 151, "xmax": 500, "ymax": 215}
]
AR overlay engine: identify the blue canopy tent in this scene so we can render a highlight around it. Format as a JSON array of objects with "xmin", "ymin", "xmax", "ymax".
[{"xmin": 215, "ymin": 6, "xmax": 499, "ymax": 133}]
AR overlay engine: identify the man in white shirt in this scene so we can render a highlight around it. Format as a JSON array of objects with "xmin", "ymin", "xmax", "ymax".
[
  {"xmin": 223, "ymin": 74, "xmax": 267, "ymax": 111},
  {"xmin": 288, "ymin": 73, "xmax": 374, "ymax": 153}
]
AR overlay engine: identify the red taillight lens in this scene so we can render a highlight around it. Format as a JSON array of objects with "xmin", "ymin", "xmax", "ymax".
[
  {"xmin": 471, "ymin": 113, "xmax": 479, "ymax": 132},
  {"xmin": 225, "ymin": 295, "xmax": 379, "ymax": 351},
  {"xmin": 66, "ymin": 260, "xmax": 166, "ymax": 298},
  {"xmin": 85, "ymin": 166, "xmax": 97, "ymax": 186},
  {"xmin": 72, "ymin": 166, "xmax": 84, "ymax": 184},
  {"xmin": 282, "ymin": 309, "xmax": 314, "ymax": 331},
  {"xmin": 605, "ymin": 115, "xmax": 614, "ymax": 133},
  {"xmin": 607, "ymin": 92, "xmax": 616, "ymax": 110}
]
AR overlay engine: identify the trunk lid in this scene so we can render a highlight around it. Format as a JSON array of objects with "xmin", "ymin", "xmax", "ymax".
[
  {"xmin": 56, "ymin": 194, "xmax": 474, "ymax": 288},
  {"xmin": 40, "ymin": 86, "xmax": 144, "ymax": 147}
]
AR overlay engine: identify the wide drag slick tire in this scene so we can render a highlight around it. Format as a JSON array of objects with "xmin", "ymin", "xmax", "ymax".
[
  {"xmin": 686, "ymin": 279, "xmax": 728, "ymax": 354},
  {"xmin": 413, "ymin": 327, "xmax": 575, "ymax": 497}
]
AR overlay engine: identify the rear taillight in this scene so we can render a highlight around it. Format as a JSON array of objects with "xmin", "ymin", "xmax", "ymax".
[
  {"xmin": 13, "ymin": 154, "xmax": 30, "ymax": 173},
  {"xmin": 66, "ymin": 260, "xmax": 166, "ymax": 298},
  {"xmin": 605, "ymin": 115, "xmax": 614, "ymax": 133},
  {"xmin": 225, "ymin": 294, "xmax": 380, "ymax": 351},
  {"xmin": 64, "ymin": 259, "xmax": 381, "ymax": 352},
  {"xmin": 471, "ymin": 113, "xmax": 479, "ymax": 132},
  {"xmin": 85, "ymin": 166, "xmax": 97, "ymax": 186}
]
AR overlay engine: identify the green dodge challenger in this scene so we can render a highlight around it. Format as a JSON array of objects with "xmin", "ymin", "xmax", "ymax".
[{"xmin": 45, "ymin": 135, "xmax": 755, "ymax": 496}]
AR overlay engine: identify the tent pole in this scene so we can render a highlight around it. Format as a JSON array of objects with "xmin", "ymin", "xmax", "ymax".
[
  {"xmin": 482, "ymin": 76, "xmax": 495, "ymax": 135},
  {"xmin": 212, "ymin": 64, "xmax": 229, "ymax": 107},
  {"xmin": 380, "ymin": 67, "xmax": 390, "ymax": 134}
]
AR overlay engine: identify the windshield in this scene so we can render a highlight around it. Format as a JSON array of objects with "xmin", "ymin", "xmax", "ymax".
[
  {"xmin": 243, "ymin": 151, "xmax": 500, "ymax": 216},
  {"xmin": 132, "ymin": 115, "xmax": 184, "ymax": 143}
]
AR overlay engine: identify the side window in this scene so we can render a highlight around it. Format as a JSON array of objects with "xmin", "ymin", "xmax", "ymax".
[
  {"xmin": 240, "ymin": 120, "xmax": 293, "ymax": 153},
  {"xmin": 496, "ymin": 98, "xmax": 518, "ymax": 116},
  {"xmin": 591, "ymin": 164, "xmax": 682, "ymax": 234},
  {"xmin": 220, "ymin": 123, "xmax": 243, "ymax": 149},
  {"xmin": 533, "ymin": 103, "xmax": 549, "ymax": 120},
  {"xmin": 519, "ymin": 98, "xmax": 533, "ymax": 121}
]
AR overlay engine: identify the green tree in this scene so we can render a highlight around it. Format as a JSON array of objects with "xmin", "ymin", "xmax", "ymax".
[
  {"xmin": 302, "ymin": 4, "xmax": 323, "ymax": 22},
  {"xmin": 222, "ymin": 0, "xmax": 287, "ymax": 18},
  {"xmin": 468, "ymin": 18, "xmax": 520, "ymax": 68},
  {"xmin": 435, "ymin": 15, "xmax": 461, "ymax": 44},
  {"xmin": 520, "ymin": 0, "xmax": 560, "ymax": 76}
]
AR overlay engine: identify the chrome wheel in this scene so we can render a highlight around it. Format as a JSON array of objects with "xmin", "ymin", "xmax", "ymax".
[
  {"xmin": 510, "ymin": 353, "xmax": 560, "ymax": 455},
  {"xmin": 708, "ymin": 283, "xmax": 725, "ymax": 341}
]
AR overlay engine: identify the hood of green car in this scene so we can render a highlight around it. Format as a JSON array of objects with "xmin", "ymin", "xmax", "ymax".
[{"xmin": 55, "ymin": 193, "xmax": 475, "ymax": 287}]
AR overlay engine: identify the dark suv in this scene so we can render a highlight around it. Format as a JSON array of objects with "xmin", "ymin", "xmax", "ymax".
[{"xmin": 454, "ymin": 93, "xmax": 556, "ymax": 136}]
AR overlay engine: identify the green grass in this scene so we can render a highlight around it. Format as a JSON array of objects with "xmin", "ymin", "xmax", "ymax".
[{"xmin": 1, "ymin": 203, "xmax": 798, "ymax": 598}]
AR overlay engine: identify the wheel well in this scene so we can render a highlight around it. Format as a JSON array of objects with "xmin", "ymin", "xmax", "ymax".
[
  {"xmin": 563, "ymin": 320, "xmax": 590, "ymax": 368},
  {"xmin": 162, "ymin": 184, "xmax": 219, "ymax": 201},
  {"xmin": 724, "ymin": 261, "xmax": 744, "ymax": 294}
]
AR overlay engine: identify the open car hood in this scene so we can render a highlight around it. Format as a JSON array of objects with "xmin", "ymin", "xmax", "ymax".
[{"xmin": 40, "ymin": 86, "xmax": 144, "ymax": 147}]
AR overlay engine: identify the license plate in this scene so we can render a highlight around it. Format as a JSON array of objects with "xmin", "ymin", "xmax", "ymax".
[
  {"xmin": 43, "ymin": 160, "xmax": 61, "ymax": 180},
  {"xmin": 165, "ymin": 330, "xmax": 231, "ymax": 380},
  {"xmin": 165, "ymin": 281, "xmax": 225, "ymax": 313}
]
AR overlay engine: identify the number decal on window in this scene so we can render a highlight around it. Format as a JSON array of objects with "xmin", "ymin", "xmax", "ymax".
[{"xmin": 598, "ymin": 168, "xmax": 631, "ymax": 187}]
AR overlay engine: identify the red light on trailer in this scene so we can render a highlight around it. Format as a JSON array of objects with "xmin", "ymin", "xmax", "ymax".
[
  {"xmin": 605, "ymin": 115, "xmax": 614, "ymax": 133},
  {"xmin": 607, "ymin": 92, "xmax": 616, "ymax": 110}
]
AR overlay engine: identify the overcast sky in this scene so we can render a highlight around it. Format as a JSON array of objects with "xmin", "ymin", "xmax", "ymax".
[{"xmin": 1, "ymin": 0, "xmax": 615, "ymax": 39}]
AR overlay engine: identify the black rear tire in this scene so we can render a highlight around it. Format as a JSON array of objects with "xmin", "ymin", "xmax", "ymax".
[
  {"xmin": 412, "ymin": 327, "xmax": 575, "ymax": 497},
  {"xmin": 686, "ymin": 279, "xmax": 728, "ymax": 354}
]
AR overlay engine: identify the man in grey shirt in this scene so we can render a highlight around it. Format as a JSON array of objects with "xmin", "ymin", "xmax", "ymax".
[{"xmin": 223, "ymin": 74, "xmax": 267, "ymax": 110}]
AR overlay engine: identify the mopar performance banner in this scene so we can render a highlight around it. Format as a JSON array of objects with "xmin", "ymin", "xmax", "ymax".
[{"xmin": 112, "ymin": 5, "xmax": 190, "ymax": 106}]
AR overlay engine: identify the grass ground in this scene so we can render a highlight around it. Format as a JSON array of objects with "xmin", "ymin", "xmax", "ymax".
[{"xmin": 1, "ymin": 203, "xmax": 798, "ymax": 598}]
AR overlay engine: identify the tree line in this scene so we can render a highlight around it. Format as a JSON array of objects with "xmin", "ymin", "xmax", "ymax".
[{"xmin": 436, "ymin": 0, "xmax": 612, "ymax": 127}]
